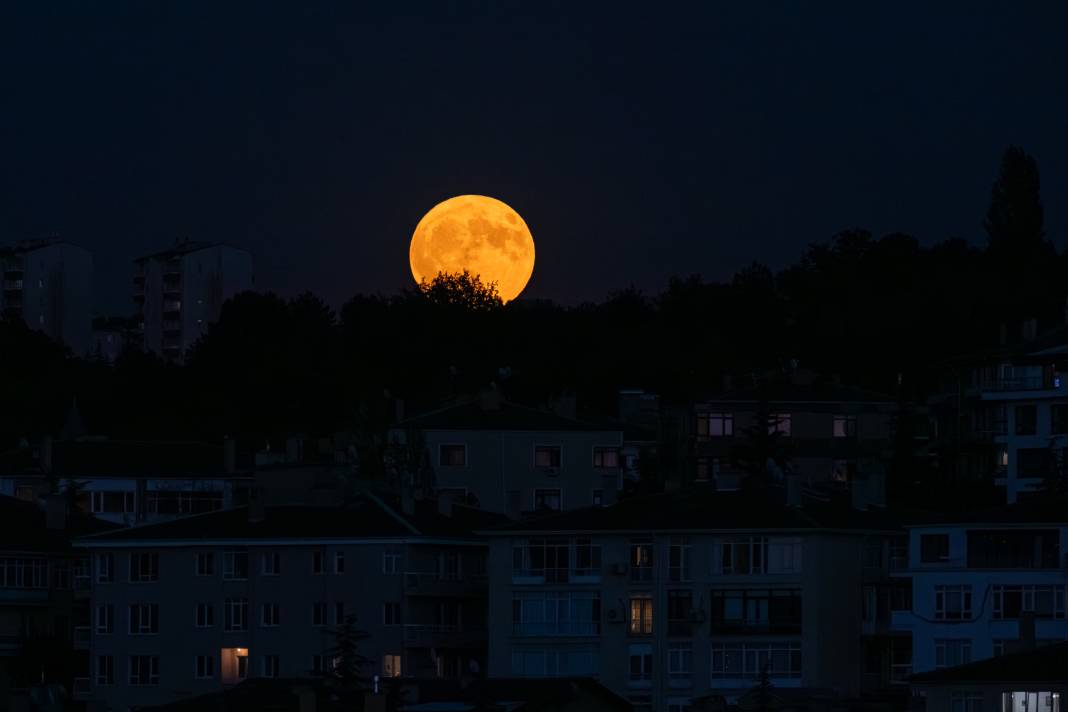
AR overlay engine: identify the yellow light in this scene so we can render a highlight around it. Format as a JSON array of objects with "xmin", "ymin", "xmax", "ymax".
[{"xmin": 409, "ymin": 195, "xmax": 535, "ymax": 303}]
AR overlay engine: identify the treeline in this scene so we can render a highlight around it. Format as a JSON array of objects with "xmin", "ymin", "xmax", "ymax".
[{"xmin": 3, "ymin": 146, "xmax": 1066, "ymax": 449}]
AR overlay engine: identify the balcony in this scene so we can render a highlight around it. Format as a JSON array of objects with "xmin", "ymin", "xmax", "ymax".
[
  {"xmin": 709, "ymin": 617, "xmax": 802, "ymax": 635},
  {"xmin": 402, "ymin": 624, "xmax": 486, "ymax": 646},
  {"xmin": 162, "ymin": 320, "xmax": 182, "ymax": 333},
  {"xmin": 511, "ymin": 621, "xmax": 599, "ymax": 637},
  {"xmin": 2, "ymin": 280, "xmax": 23, "ymax": 291},
  {"xmin": 511, "ymin": 568, "xmax": 601, "ymax": 585},
  {"xmin": 403, "ymin": 571, "xmax": 487, "ymax": 597},
  {"xmin": 73, "ymin": 626, "xmax": 90, "ymax": 649}
]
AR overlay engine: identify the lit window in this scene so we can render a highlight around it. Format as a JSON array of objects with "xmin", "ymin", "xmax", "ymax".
[
  {"xmin": 383, "ymin": 654, "xmax": 401, "ymax": 678},
  {"xmin": 832, "ymin": 414, "xmax": 857, "ymax": 438},
  {"xmin": 593, "ymin": 447, "xmax": 621, "ymax": 468},
  {"xmin": 629, "ymin": 595, "xmax": 654, "ymax": 635},
  {"xmin": 439, "ymin": 444, "xmax": 467, "ymax": 467}
]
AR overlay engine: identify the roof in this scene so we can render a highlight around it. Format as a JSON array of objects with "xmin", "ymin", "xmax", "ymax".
[
  {"xmin": 133, "ymin": 240, "xmax": 234, "ymax": 262},
  {"xmin": 0, "ymin": 439, "xmax": 251, "ymax": 478},
  {"xmin": 397, "ymin": 399, "xmax": 620, "ymax": 433},
  {"xmin": 0, "ymin": 495, "xmax": 116, "ymax": 552},
  {"xmin": 484, "ymin": 484, "xmax": 906, "ymax": 534},
  {"xmin": 911, "ymin": 641, "xmax": 1068, "ymax": 685},
  {"xmin": 696, "ymin": 380, "xmax": 895, "ymax": 405},
  {"xmin": 78, "ymin": 492, "xmax": 508, "ymax": 544}
]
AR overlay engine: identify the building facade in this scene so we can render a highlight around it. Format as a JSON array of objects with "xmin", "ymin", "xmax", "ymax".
[
  {"xmin": 77, "ymin": 497, "xmax": 489, "ymax": 711},
  {"xmin": 0, "ymin": 239, "xmax": 93, "ymax": 355},
  {"xmin": 133, "ymin": 240, "xmax": 253, "ymax": 360},
  {"xmin": 481, "ymin": 486, "xmax": 905, "ymax": 712},
  {"xmin": 891, "ymin": 502, "xmax": 1068, "ymax": 675},
  {"xmin": 391, "ymin": 396, "xmax": 625, "ymax": 516}
]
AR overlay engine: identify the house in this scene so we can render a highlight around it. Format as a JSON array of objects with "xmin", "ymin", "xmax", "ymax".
[
  {"xmin": 890, "ymin": 497, "xmax": 1068, "ymax": 676},
  {"xmin": 910, "ymin": 639, "xmax": 1068, "ymax": 711},
  {"xmin": 389, "ymin": 393, "xmax": 625, "ymax": 516},
  {"xmin": 0, "ymin": 494, "xmax": 114, "ymax": 710},
  {"xmin": 478, "ymin": 482, "xmax": 908, "ymax": 712},
  {"xmin": 74, "ymin": 493, "xmax": 503, "ymax": 711}
]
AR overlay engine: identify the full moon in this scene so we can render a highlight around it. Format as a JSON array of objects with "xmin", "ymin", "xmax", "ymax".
[{"xmin": 409, "ymin": 195, "xmax": 535, "ymax": 302}]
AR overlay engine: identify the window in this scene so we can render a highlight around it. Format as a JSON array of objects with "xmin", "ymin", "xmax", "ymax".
[
  {"xmin": 262, "ymin": 655, "xmax": 279, "ymax": 678},
  {"xmin": 770, "ymin": 413, "xmax": 792, "ymax": 436},
  {"xmin": 534, "ymin": 445, "xmax": 562, "ymax": 469},
  {"xmin": 833, "ymin": 414, "xmax": 857, "ymax": 438},
  {"xmin": 195, "ymin": 655, "xmax": 215, "ymax": 679},
  {"xmin": 96, "ymin": 604, "xmax": 113, "ymax": 634},
  {"xmin": 96, "ymin": 553, "xmax": 114, "ymax": 583},
  {"xmin": 667, "ymin": 590, "xmax": 694, "ymax": 636},
  {"xmin": 631, "ymin": 540, "xmax": 654, "ymax": 582},
  {"xmin": 195, "ymin": 603, "xmax": 214, "ymax": 628},
  {"xmin": 96, "ymin": 655, "xmax": 114, "ymax": 686},
  {"xmin": 334, "ymin": 551, "xmax": 345, "ymax": 574},
  {"xmin": 720, "ymin": 536, "xmax": 768, "ymax": 574},
  {"xmin": 334, "ymin": 602, "xmax": 345, "ymax": 625},
  {"xmin": 439, "ymin": 444, "xmax": 467, "ymax": 467},
  {"xmin": 313, "ymin": 602, "xmax": 328, "ymax": 626},
  {"xmin": 384, "ymin": 602, "xmax": 401, "ymax": 626},
  {"xmin": 950, "ymin": 693, "xmax": 983, "ymax": 712},
  {"xmin": 511, "ymin": 649, "xmax": 598, "ymax": 677},
  {"xmin": 967, "ymin": 529, "xmax": 1060, "ymax": 568},
  {"xmin": 1053, "ymin": 405, "xmax": 1068, "ymax": 435},
  {"xmin": 667, "ymin": 700, "xmax": 693, "ymax": 712},
  {"xmin": 628, "ymin": 643, "xmax": 653, "ymax": 686},
  {"xmin": 711, "ymin": 589, "xmax": 803, "ymax": 632},
  {"xmin": 512, "ymin": 592, "xmax": 601, "ymax": 635},
  {"xmin": 224, "ymin": 598, "xmax": 248, "ymax": 631},
  {"xmin": 129, "ymin": 604, "xmax": 159, "ymax": 635},
  {"xmin": 920, "ymin": 534, "xmax": 950, "ymax": 563},
  {"xmin": 767, "ymin": 537, "xmax": 803, "ymax": 573},
  {"xmin": 1015, "ymin": 405, "xmax": 1038, "ymax": 435},
  {"xmin": 383, "ymin": 654, "xmax": 402, "ymax": 678},
  {"xmin": 696, "ymin": 412, "xmax": 733, "ymax": 438},
  {"xmin": 311, "ymin": 655, "xmax": 333, "ymax": 676},
  {"xmin": 533, "ymin": 488, "xmax": 562, "ymax": 511},
  {"xmin": 592, "ymin": 489, "xmax": 604, "ymax": 506},
  {"xmin": 935, "ymin": 585, "xmax": 973, "ymax": 621},
  {"xmin": 669, "ymin": 537, "xmax": 692, "ymax": 582},
  {"xmin": 261, "ymin": 551, "xmax": 280, "ymax": 575},
  {"xmin": 934, "ymin": 639, "xmax": 971, "ymax": 668},
  {"xmin": 90, "ymin": 491, "xmax": 135, "ymax": 514},
  {"xmin": 312, "ymin": 550, "xmax": 325, "ymax": 575},
  {"xmin": 668, "ymin": 644, "xmax": 693, "ymax": 686},
  {"xmin": 711, "ymin": 641, "xmax": 802, "ymax": 679},
  {"xmin": 223, "ymin": 549, "xmax": 248, "ymax": 580},
  {"xmin": 0, "ymin": 557, "xmax": 47, "ymax": 588},
  {"xmin": 383, "ymin": 551, "xmax": 401, "ymax": 574},
  {"xmin": 574, "ymin": 538, "xmax": 602, "ymax": 578},
  {"xmin": 14, "ymin": 485, "xmax": 34, "ymax": 502},
  {"xmin": 129, "ymin": 655, "xmax": 160, "ymax": 686},
  {"xmin": 195, "ymin": 552, "xmax": 214, "ymax": 576},
  {"xmin": 129, "ymin": 553, "xmax": 159, "ymax": 582},
  {"xmin": 261, "ymin": 603, "xmax": 280, "ymax": 627},
  {"xmin": 993, "ymin": 585, "xmax": 1066, "ymax": 619},
  {"xmin": 629, "ymin": 595, "xmax": 654, "ymax": 635},
  {"xmin": 439, "ymin": 551, "xmax": 461, "ymax": 580},
  {"xmin": 513, "ymin": 538, "xmax": 570, "ymax": 582},
  {"xmin": 593, "ymin": 447, "xmax": 621, "ymax": 468}
]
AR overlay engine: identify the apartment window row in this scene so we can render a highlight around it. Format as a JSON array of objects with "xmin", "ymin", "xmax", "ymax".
[
  {"xmin": 0, "ymin": 557, "xmax": 48, "ymax": 589},
  {"xmin": 993, "ymin": 585, "xmax": 1066, "ymax": 620},
  {"xmin": 710, "ymin": 589, "xmax": 802, "ymax": 632},
  {"xmin": 935, "ymin": 639, "xmax": 971, "ymax": 669},
  {"xmin": 437, "ymin": 443, "xmax": 622, "ymax": 469},
  {"xmin": 697, "ymin": 412, "xmax": 862, "ymax": 439},
  {"xmin": 710, "ymin": 641, "xmax": 802, "ymax": 679},
  {"xmin": 513, "ymin": 538, "xmax": 602, "ymax": 582},
  {"xmin": 934, "ymin": 585, "xmax": 973, "ymax": 621},
  {"xmin": 96, "ymin": 653, "xmax": 287, "ymax": 686},
  {"xmin": 512, "ymin": 592, "xmax": 600, "ymax": 636},
  {"xmin": 98, "ymin": 548, "xmax": 355, "ymax": 583}
]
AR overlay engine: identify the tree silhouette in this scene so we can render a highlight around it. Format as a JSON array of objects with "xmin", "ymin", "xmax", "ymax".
[
  {"xmin": 326, "ymin": 614, "xmax": 370, "ymax": 690},
  {"xmin": 415, "ymin": 270, "xmax": 503, "ymax": 311},
  {"xmin": 985, "ymin": 145, "xmax": 1046, "ymax": 258}
]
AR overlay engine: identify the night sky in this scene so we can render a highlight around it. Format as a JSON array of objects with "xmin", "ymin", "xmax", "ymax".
[{"xmin": 3, "ymin": 2, "xmax": 1068, "ymax": 314}]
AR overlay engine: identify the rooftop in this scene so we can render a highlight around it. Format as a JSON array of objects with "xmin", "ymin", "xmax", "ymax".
[
  {"xmin": 78, "ymin": 491, "xmax": 508, "ymax": 544},
  {"xmin": 397, "ymin": 398, "xmax": 619, "ymax": 433},
  {"xmin": 485, "ymin": 484, "xmax": 906, "ymax": 534},
  {"xmin": 911, "ymin": 641, "xmax": 1068, "ymax": 685},
  {"xmin": 0, "ymin": 494, "xmax": 115, "ymax": 552}
]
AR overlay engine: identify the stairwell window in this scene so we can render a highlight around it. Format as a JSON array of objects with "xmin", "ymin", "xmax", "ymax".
[{"xmin": 224, "ymin": 598, "xmax": 248, "ymax": 631}]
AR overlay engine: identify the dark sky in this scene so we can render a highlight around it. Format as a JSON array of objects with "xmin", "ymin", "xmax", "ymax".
[{"xmin": 3, "ymin": 2, "xmax": 1068, "ymax": 314}]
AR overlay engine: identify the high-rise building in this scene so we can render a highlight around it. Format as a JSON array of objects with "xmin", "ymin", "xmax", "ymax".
[
  {"xmin": 0, "ymin": 239, "xmax": 93, "ymax": 355},
  {"xmin": 133, "ymin": 240, "xmax": 253, "ymax": 360}
]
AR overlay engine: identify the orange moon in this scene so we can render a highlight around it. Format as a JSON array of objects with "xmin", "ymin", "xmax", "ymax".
[{"xmin": 409, "ymin": 195, "xmax": 535, "ymax": 302}]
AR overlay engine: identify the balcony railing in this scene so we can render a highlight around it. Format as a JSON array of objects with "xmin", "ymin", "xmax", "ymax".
[
  {"xmin": 710, "ymin": 617, "xmax": 802, "ymax": 634},
  {"xmin": 512, "ymin": 621, "xmax": 599, "ymax": 637},
  {"xmin": 988, "ymin": 377, "xmax": 1054, "ymax": 392}
]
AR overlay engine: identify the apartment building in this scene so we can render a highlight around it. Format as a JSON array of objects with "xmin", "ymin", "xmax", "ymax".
[
  {"xmin": 481, "ymin": 484, "xmax": 906, "ymax": 712},
  {"xmin": 0, "ymin": 438, "xmax": 252, "ymax": 526},
  {"xmin": 891, "ymin": 498, "xmax": 1068, "ymax": 677},
  {"xmin": 76, "ymin": 494, "xmax": 495, "ymax": 711},
  {"xmin": 133, "ymin": 240, "xmax": 252, "ymax": 360},
  {"xmin": 664, "ymin": 370, "xmax": 898, "ymax": 490},
  {"xmin": 929, "ymin": 326, "xmax": 1068, "ymax": 503},
  {"xmin": 0, "ymin": 494, "xmax": 112, "ymax": 709},
  {"xmin": 391, "ymin": 393, "xmax": 625, "ymax": 516},
  {"xmin": 0, "ymin": 239, "xmax": 93, "ymax": 355}
]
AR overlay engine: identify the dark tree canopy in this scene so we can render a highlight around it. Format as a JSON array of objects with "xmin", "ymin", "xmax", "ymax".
[
  {"xmin": 985, "ymin": 145, "xmax": 1046, "ymax": 257},
  {"xmin": 415, "ymin": 270, "xmax": 503, "ymax": 311}
]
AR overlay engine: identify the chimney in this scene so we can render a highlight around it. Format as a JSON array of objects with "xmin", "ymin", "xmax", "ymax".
[
  {"xmin": 479, "ymin": 385, "xmax": 501, "ymax": 411},
  {"xmin": 786, "ymin": 472, "xmax": 801, "ymax": 508},
  {"xmin": 223, "ymin": 437, "xmax": 236, "ymax": 474},
  {"xmin": 41, "ymin": 436, "xmax": 53, "ymax": 474},
  {"xmin": 45, "ymin": 494, "xmax": 67, "ymax": 530},
  {"xmin": 247, "ymin": 486, "xmax": 265, "ymax": 524},
  {"xmin": 437, "ymin": 492, "xmax": 454, "ymax": 517}
]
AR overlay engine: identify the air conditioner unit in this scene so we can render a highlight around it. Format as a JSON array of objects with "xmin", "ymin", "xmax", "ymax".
[{"xmin": 611, "ymin": 562, "xmax": 628, "ymax": 576}]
